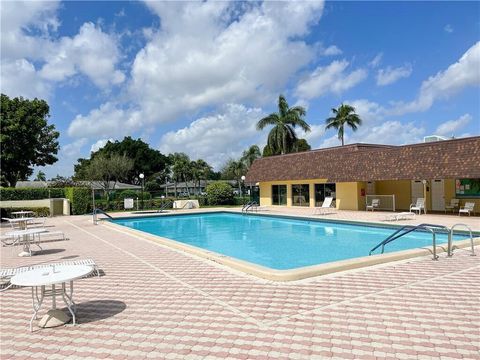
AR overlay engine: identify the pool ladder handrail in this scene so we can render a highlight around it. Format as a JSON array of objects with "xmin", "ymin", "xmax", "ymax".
[
  {"xmin": 449, "ymin": 223, "xmax": 475, "ymax": 257},
  {"xmin": 93, "ymin": 208, "xmax": 113, "ymax": 224},
  {"xmin": 369, "ymin": 223, "xmax": 451, "ymax": 260},
  {"xmin": 242, "ymin": 201, "xmax": 258, "ymax": 214}
]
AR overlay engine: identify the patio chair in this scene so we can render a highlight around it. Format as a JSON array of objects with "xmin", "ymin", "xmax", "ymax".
[
  {"xmin": 409, "ymin": 198, "xmax": 426, "ymax": 215},
  {"xmin": 459, "ymin": 202, "xmax": 475, "ymax": 216},
  {"xmin": 444, "ymin": 198, "xmax": 460, "ymax": 213},
  {"xmin": 366, "ymin": 199, "xmax": 380, "ymax": 211},
  {"xmin": 313, "ymin": 197, "xmax": 335, "ymax": 215}
]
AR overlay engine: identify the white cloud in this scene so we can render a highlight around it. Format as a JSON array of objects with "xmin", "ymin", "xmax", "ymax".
[
  {"xmin": 90, "ymin": 138, "xmax": 114, "ymax": 153},
  {"xmin": 68, "ymin": 102, "xmax": 142, "ymax": 138},
  {"xmin": 369, "ymin": 53, "xmax": 383, "ymax": 68},
  {"xmin": 390, "ymin": 41, "xmax": 480, "ymax": 115},
  {"xmin": 69, "ymin": 1, "xmax": 325, "ymax": 137},
  {"xmin": 444, "ymin": 24, "xmax": 454, "ymax": 33},
  {"xmin": 295, "ymin": 60, "xmax": 367, "ymax": 99},
  {"xmin": 39, "ymin": 22, "xmax": 125, "ymax": 87},
  {"xmin": 0, "ymin": 2, "xmax": 124, "ymax": 98},
  {"xmin": 322, "ymin": 45, "xmax": 342, "ymax": 56},
  {"xmin": 435, "ymin": 114, "xmax": 472, "ymax": 136},
  {"xmin": 376, "ymin": 64, "xmax": 412, "ymax": 86},
  {"xmin": 159, "ymin": 104, "xmax": 266, "ymax": 169},
  {"xmin": 320, "ymin": 121, "xmax": 425, "ymax": 148},
  {"xmin": 62, "ymin": 138, "xmax": 88, "ymax": 157}
]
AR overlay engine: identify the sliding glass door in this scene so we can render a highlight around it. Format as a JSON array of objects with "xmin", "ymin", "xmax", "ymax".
[
  {"xmin": 314, "ymin": 183, "xmax": 336, "ymax": 206},
  {"xmin": 292, "ymin": 184, "xmax": 310, "ymax": 207},
  {"xmin": 272, "ymin": 185, "xmax": 287, "ymax": 205}
]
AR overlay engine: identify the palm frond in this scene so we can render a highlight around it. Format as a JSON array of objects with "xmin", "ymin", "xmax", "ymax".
[{"xmin": 256, "ymin": 113, "xmax": 280, "ymax": 130}]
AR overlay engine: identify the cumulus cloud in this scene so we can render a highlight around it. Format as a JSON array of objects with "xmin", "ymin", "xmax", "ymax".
[
  {"xmin": 389, "ymin": 41, "xmax": 480, "ymax": 115},
  {"xmin": 435, "ymin": 114, "xmax": 472, "ymax": 136},
  {"xmin": 90, "ymin": 138, "xmax": 114, "ymax": 153},
  {"xmin": 39, "ymin": 22, "xmax": 125, "ymax": 87},
  {"xmin": 159, "ymin": 104, "xmax": 266, "ymax": 169},
  {"xmin": 69, "ymin": 1, "xmax": 325, "ymax": 136},
  {"xmin": 444, "ymin": 24, "xmax": 454, "ymax": 33},
  {"xmin": 322, "ymin": 45, "xmax": 342, "ymax": 56},
  {"xmin": 295, "ymin": 60, "xmax": 367, "ymax": 99},
  {"xmin": 68, "ymin": 102, "xmax": 142, "ymax": 138},
  {"xmin": 376, "ymin": 64, "xmax": 412, "ymax": 86},
  {"xmin": 0, "ymin": 1, "xmax": 124, "ymax": 97}
]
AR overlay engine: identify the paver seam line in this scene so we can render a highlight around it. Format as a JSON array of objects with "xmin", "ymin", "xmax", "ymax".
[
  {"xmin": 266, "ymin": 263, "xmax": 480, "ymax": 327},
  {"xmin": 65, "ymin": 220, "xmax": 268, "ymax": 329}
]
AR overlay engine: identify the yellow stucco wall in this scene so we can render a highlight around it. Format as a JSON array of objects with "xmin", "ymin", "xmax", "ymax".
[
  {"xmin": 336, "ymin": 182, "xmax": 361, "ymax": 210},
  {"xmin": 375, "ymin": 180, "xmax": 412, "ymax": 210},
  {"xmin": 445, "ymin": 179, "xmax": 480, "ymax": 212}
]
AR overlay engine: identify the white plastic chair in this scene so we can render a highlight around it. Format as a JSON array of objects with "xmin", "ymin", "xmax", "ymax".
[
  {"xmin": 410, "ymin": 198, "xmax": 426, "ymax": 214},
  {"xmin": 366, "ymin": 199, "xmax": 380, "ymax": 211},
  {"xmin": 313, "ymin": 197, "xmax": 335, "ymax": 215},
  {"xmin": 445, "ymin": 199, "xmax": 460, "ymax": 213},
  {"xmin": 459, "ymin": 202, "xmax": 475, "ymax": 216}
]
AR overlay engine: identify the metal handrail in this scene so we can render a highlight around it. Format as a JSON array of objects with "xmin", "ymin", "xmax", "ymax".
[
  {"xmin": 369, "ymin": 223, "xmax": 448, "ymax": 260},
  {"xmin": 93, "ymin": 208, "xmax": 113, "ymax": 224},
  {"xmin": 158, "ymin": 200, "xmax": 173, "ymax": 213},
  {"xmin": 450, "ymin": 223, "xmax": 475, "ymax": 257}
]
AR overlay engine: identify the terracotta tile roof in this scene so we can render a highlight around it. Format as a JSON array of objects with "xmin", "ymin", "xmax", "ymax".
[{"xmin": 245, "ymin": 136, "xmax": 480, "ymax": 183}]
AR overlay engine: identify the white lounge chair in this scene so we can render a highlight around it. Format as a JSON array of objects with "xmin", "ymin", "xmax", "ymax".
[
  {"xmin": 384, "ymin": 212, "xmax": 416, "ymax": 221},
  {"xmin": 459, "ymin": 202, "xmax": 475, "ymax": 216},
  {"xmin": 366, "ymin": 199, "xmax": 380, "ymax": 211},
  {"xmin": 410, "ymin": 198, "xmax": 426, "ymax": 214},
  {"xmin": 445, "ymin": 198, "xmax": 460, "ymax": 213},
  {"xmin": 313, "ymin": 197, "xmax": 335, "ymax": 215}
]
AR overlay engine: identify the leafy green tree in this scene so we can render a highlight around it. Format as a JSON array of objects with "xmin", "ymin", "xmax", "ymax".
[
  {"xmin": 325, "ymin": 104, "xmax": 362, "ymax": 146},
  {"xmin": 241, "ymin": 145, "xmax": 261, "ymax": 169},
  {"xmin": 256, "ymin": 95, "xmax": 310, "ymax": 155},
  {"xmin": 221, "ymin": 159, "xmax": 246, "ymax": 195},
  {"xmin": 35, "ymin": 171, "xmax": 47, "ymax": 181},
  {"xmin": 0, "ymin": 94, "xmax": 60, "ymax": 187},
  {"xmin": 294, "ymin": 138, "xmax": 311, "ymax": 152},
  {"xmin": 74, "ymin": 137, "xmax": 169, "ymax": 184},
  {"xmin": 191, "ymin": 159, "xmax": 212, "ymax": 194},
  {"xmin": 81, "ymin": 154, "xmax": 134, "ymax": 201}
]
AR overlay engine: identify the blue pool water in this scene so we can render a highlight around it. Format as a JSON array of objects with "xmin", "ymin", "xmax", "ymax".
[{"xmin": 112, "ymin": 212, "xmax": 468, "ymax": 270}]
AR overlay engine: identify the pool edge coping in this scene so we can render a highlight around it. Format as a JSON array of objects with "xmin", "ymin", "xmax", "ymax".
[{"xmin": 101, "ymin": 212, "xmax": 479, "ymax": 282}]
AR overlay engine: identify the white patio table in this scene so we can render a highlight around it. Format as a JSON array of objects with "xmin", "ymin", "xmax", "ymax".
[
  {"xmin": 2, "ymin": 217, "xmax": 35, "ymax": 229},
  {"xmin": 11, "ymin": 210, "xmax": 35, "ymax": 218},
  {"xmin": 5, "ymin": 228, "xmax": 47, "ymax": 256},
  {"xmin": 10, "ymin": 264, "xmax": 94, "ymax": 331}
]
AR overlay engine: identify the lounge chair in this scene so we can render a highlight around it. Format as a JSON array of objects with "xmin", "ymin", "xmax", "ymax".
[
  {"xmin": 459, "ymin": 202, "xmax": 475, "ymax": 216},
  {"xmin": 410, "ymin": 198, "xmax": 426, "ymax": 214},
  {"xmin": 445, "ymin": 198, "xmax": 460, "ymax": 213},
  {"xmin": 313, "ymin": 197, "xmax": 335, "ymax": 215},
  {"xmin": 384, "ymin": 212, "xmax": 416, "ymax": 221},
  {"xmin": 366, "ymin": 199, "xmax": 380, "ymax": 211}
]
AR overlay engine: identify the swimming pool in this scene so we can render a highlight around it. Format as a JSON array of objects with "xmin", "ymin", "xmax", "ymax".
[{"xmin": 111, "ymin": 212, "xmax": 469, "ymax": 271}]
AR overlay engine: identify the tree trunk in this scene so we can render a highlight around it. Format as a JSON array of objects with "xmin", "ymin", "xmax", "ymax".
[{"xmin": 282, "ymin": 133, "xmax": 287, "ymax": 155}]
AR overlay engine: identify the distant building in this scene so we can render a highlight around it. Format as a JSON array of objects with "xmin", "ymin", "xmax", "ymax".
[
  {"xmin": 160, "ymin": 180, "xmax": 238, "ymax": 196},
  {"xmin": 16, "ymin": 181, "xmax": 141, "ymax": 191}
]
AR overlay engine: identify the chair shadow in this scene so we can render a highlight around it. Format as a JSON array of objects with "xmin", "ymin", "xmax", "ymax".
[
  {"xmin": 35, "ymin": 248, "xmax": 65, "ymax": 256},
  {"xmin": 60, "ymin": 255, "xmax": 79, "ymax": 260},
  {"xmin": 65, "ymin": 300, "xmax": 127, "ymax": 324}
]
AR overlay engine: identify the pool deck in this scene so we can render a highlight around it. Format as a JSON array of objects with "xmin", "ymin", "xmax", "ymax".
[{"xmin": 1, "ymin": 209, "xmax": 479, "ymax": 359}]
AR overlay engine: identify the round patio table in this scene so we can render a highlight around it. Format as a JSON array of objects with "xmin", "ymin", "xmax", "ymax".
[
  {"xmin": 5, "ymin": 228, "xmax": 47, "ymax": 257},
  {"xmin": 10, "ymin": 265, "xmax": 94, "ymax": 331}
]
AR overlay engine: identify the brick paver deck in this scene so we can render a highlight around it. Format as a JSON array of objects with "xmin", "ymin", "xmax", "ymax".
[{"xmin": 1, "ymin": 213, "xmax": 479, "ymax": 359}]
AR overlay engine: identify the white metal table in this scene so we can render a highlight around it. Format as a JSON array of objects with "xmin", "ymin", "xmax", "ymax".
[
  {"xmin": 11, "ymin": 211, "xmax": 35, "ymax": 218},
  {"xmin": 5, "ymin": 228, "xmax": 47, "ymax": 256},
  {"xmin": 10, "ymin": 265, "xmax": 94, "ymax": 331},
  {"xmin": 2, "ymin": 217, "xmax": 35, "ymax": 229}
]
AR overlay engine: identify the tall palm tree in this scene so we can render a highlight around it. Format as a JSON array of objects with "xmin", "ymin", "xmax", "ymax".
[
  {"xmin": 241, "ymin": 145, "xmax": 261, "ymax": 169},
  {"xmin": 325, "ymin": 104, "xmax": 362, "ymax": 146},
  {"xmin": 222, "ymin": 159, "xmax": 246, "ymax": 195},
  {"xmin": 257, "ymin": 95, "xmax": 310, "ymax": 155}
]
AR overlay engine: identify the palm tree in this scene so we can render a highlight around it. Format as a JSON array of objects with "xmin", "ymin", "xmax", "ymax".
[
  {"xmin": 257, "ymin": 95, "xmax": 310, "ymax": 155},
  {"xmin": 325, "ymin": 104, "xmax": 362, "ymax": 146},
  {"xmin": 222, "ymin": 159, "xmax": 246, "ymax": 195},
  {"xmin": 170, "ymin": 153, "xmax": 190, "ymax": 197},
  {"xmin": 241, "ymin": 145, "xmax": 261, "ymax": 169}
]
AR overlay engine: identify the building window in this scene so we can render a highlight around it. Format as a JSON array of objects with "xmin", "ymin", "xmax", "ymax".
[
  {"xmin": 272, "ymin": 185, "xmax": 287, "ymax": 205},
  {"xmin": 314, "ymin": 183, "xmax": 336, "ymax": 206},
  {"xmin": 292, "ymin": 184, "xmax": 310, "ymax": 207}
]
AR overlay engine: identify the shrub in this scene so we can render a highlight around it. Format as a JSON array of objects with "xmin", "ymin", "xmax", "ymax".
[
  {"xmin": 205, "ymin": 182, "xmax": 234, "ymax": 205},
  {"xmin": 0, "ymin": 188, "xmax": 65, "ymax": 200},
  {"xmin": 117, "ymin": 189, "xmax": 138, "ymax": 200},
  {"xmin": 65, "ymin": 187, "xmax": 91, "ymax": 215},
  {"xmin": 0, "ymin": 207, "xmax": 50, "ymax": 219}
]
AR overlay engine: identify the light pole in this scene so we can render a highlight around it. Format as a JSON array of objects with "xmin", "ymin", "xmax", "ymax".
[
  {"xmin": 241, "ymin": 175, "xmax": 246, "ymax": 203},
  {"xmin": 139, "ymin": 173, "xmax": 145, "ymax": 210}
]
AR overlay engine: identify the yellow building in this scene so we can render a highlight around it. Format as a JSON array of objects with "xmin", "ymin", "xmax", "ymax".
[{"xmin": 245, "ymin": 137, "xmax": 480, "ymax": 213}]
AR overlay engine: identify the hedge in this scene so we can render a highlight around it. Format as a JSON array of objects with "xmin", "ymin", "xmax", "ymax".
[
  {"xmin": 65, "ymin": 187, "xmax": 91, "ymax": 215},
  {"xmin": 0, "ymin": 207, "xmax": 50, "ymax": 219},
  {"xmin": 206, "ymin": 182, "xmax": 234, "ymax": 205},
  {"xmin": 0, "ymin": 188, "xmax": 65, "ymax": 200}
]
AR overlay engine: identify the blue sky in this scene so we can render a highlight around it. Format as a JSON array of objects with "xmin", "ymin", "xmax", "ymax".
[{"xmin": 1, "ymin": 1, "xmax": 479, "ymax": 179}]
